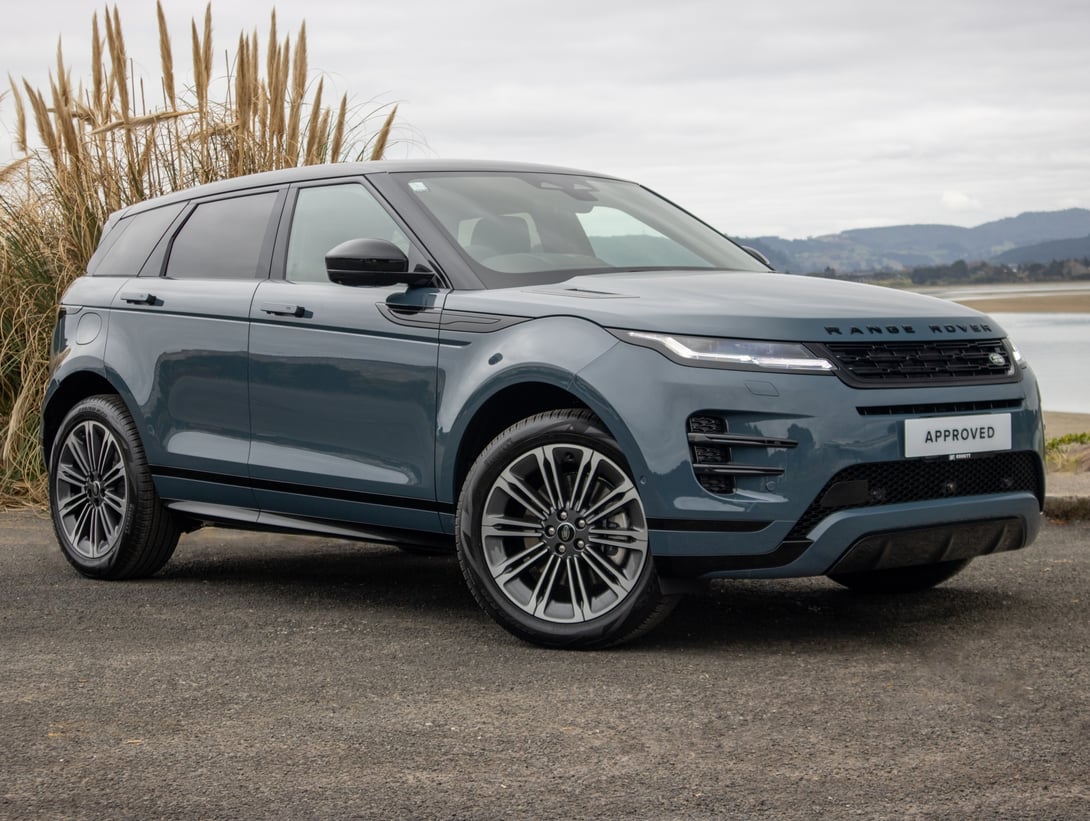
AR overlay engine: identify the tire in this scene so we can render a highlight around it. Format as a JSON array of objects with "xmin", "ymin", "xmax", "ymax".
[
  {"xmin": 456, "ymin": 409, "xmax": 677, "ymax": 649},
  {"xmin": 827, "ymin": 558, "xmax": 972, "ymax": 594},
  {"xmin": 48, "ymin": 395, "xmax": 180, "ymax": 580}
]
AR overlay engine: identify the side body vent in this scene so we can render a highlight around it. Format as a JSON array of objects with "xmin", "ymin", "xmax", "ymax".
[{"xmin": 686, "ymin": 414, "xmax": 797, "ymax": 496}]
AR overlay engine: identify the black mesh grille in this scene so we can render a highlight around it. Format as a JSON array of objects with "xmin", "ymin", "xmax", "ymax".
[
  {"xmin": 816, "ymin": 339, "xmax": 1018, "ymax": 387},
  {"xmin": 858, "ymin": 398, "xmax": 1022, "ymax": 416},
  {"xmin": 697, "ymin": 475, "xmax": 734, "ymax": 495},
  {"xmin": 787, "ymin": 451, "xmax": 1042, "ymax": 540},
  {"xmin": 688, "ymin": 415, "xmax": 725, "ymax": 435},
  {"xmin": 689, "ymin": 414, "xmax": 733, "ymax": 494},
  {"xmin": 693, "ymin": 444, "xmax": 729, "ymax": 463}
]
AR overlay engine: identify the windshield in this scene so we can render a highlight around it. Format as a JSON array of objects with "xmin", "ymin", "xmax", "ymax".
[{"xmin": 391, "ymin": 171, "xmax": 767, "ymax": 287}]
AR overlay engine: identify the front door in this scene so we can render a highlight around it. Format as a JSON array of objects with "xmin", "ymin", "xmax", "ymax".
[{"xmin": 247, "ymin": 180, "xmax": 446, "ymax": 534}]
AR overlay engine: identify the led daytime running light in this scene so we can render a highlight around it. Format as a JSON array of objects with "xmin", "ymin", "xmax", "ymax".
[{"xmin": 624, "ymin": 331, "xmax": 835, "ymax": 372}]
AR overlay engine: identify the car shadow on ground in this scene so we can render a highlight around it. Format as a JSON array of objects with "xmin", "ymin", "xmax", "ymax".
[
  {"xmin": 139, "ymin": 531, "xmax": 1022, "ymax": 651},
  {"xmin": 154, "ymin": 538, "xmax": 478, "ymax": 611},
  {"xmin": 643, "ymin": 577, "xmax": 1020, "ymax": 651}
]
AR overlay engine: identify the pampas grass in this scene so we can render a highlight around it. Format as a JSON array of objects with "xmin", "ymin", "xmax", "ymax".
[{"xmin": 0, "ymin": 2, "xmax": 399, "ymax": 505}]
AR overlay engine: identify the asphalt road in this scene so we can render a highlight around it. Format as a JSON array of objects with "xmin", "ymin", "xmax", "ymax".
[{"xmin": 2, "ymin": 511, "xmax": 1088, "ymax": 820}]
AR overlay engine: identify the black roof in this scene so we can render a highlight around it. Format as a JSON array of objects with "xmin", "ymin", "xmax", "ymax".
[{"xmin": 119, "ymin": 159, "xmax": 624, "ymax": 217}]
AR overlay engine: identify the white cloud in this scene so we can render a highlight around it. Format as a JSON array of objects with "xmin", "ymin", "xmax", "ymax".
[{"xmin": 941, "ymin": 191, "xmax": 984, "ymax": 212}]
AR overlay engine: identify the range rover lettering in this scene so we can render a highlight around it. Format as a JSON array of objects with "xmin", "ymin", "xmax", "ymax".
[{"xmin": 42, "ymin": 161, "xmax": 1045, "ymax": 648}]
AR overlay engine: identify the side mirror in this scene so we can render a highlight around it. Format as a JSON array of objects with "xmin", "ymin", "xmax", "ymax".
[{"xmin": 325, "ymin": 238, "xmax": 434, "ymax": 287}]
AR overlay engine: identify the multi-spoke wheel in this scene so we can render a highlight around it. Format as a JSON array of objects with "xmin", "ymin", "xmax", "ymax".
[
  {"xmin": 456, "ymin": 410, "xmax": 677, "ymax": 648},
  {"xmin": 48, "ymin": 395, "xmax": 179, "ymax": 579},
  {"xmin": 54, "ymin": 418, "xmax": 129, "ymax": 561}
]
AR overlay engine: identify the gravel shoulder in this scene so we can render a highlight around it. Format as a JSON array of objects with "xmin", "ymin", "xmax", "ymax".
[{"xmin": 2, "ymin": 511, "xmax": 1088, "ymax": 819}]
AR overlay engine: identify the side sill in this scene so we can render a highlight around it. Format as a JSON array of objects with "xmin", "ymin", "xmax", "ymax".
[{"xmin": 166, "ymin": 500, "xmax": 453, "ymax": 551}]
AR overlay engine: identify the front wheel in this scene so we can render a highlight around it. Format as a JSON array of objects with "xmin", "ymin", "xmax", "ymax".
[{"xmin": 456, "ymin": 410, "xmax": 677, "ymax": 649}]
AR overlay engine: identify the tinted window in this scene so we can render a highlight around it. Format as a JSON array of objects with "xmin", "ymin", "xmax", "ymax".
[
  {"xmin": 88, "ymin": 203, "xmax": 185, "ymax": 277},
  {"xmin": 166, "ymin": 192, "xmax": 278, "ymax": 279},
  {"xmin": 285, "ymin": 184, "xmax": 409, "ymax": 282}
]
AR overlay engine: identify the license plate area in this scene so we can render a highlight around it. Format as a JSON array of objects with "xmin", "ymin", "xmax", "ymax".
[{"xmin": 904, "ymin": 413, "xmax": 1012, "ymax": 458}]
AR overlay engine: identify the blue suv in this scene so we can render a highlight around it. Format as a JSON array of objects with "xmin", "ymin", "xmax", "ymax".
[{"xmin": 42, "ymin": 161, "xmax": 1045, "ymax": 647}]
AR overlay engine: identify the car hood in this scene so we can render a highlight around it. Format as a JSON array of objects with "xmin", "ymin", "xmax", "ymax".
[{"xmin": 442, "ymin": 271, "xmax": 1008, "ymax": 342}]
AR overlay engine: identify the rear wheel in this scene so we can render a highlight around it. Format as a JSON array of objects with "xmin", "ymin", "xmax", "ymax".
[
  {"xmin": 827, "ymin": 559, "xmax": 971, "ymax": 593},
  {"xmin": 456, "ymin": 410, "xmax": 677, "ymax": 648},
  {"xmin": 49, "ymin": 395, "xmax": 180, "ymax": 579}
]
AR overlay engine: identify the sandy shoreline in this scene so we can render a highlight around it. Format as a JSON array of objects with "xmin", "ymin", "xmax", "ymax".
[
  {"xmin": 952, "ymin": 292, "xmax": 1090, "ymax": 314},
  {"xmin": 941, "ymin": 288, "xmax": 1088, "ymax": 425},
  {"xmin": 1043, "ymin": 411, "xmax": 1090, "ymax": 438}
]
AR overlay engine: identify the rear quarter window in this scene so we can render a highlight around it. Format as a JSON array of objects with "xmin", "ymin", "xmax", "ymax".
[{"xmin": 87, "ymin": 203, "xmax": 185, "ymax": 277}]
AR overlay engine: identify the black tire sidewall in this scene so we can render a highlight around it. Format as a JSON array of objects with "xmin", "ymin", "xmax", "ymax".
[{"xmin": 456, "ymin": 410, "xmax": 661, "ymax": 648}]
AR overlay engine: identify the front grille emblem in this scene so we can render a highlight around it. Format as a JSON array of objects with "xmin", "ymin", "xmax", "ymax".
[{"xmin": 989, "ymin": 353, "xmax": 1006, "ymax": 366}]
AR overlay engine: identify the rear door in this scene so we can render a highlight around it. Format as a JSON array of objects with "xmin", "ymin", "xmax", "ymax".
[
  {"xmin": 247, "ymin": 179, "xmax": 447, "ymax": 534},
  {"xmin": 106, "ymin": 188, "xmax": 283, "ymax": 510}
]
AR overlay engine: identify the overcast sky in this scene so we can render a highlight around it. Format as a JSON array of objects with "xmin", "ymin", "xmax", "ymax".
[{"xmin": 2, "ymin": 0, "xmax": 1088, "ymax": 238}]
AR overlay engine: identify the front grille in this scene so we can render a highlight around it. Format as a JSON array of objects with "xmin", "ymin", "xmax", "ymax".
[
  {"xmin": 786, "ymin": 451, "xmax": 1042, "ymax": 540},
  {"xmin": 814, "ymin": 339, "xmax": 1019, "ymax": 387}
]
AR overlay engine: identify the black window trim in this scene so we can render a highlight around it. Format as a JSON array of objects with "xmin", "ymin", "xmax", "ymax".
[
  {"xmin": 270, "ymin": 175, "xmax": 451, "ymax": 289},
  {"xmin": 145, "ymin": 185, "xmax": 288, "ymax": 281}
]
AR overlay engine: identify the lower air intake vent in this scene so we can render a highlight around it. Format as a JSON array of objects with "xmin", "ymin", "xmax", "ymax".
[
  {"xmin": 688, "ymin": 415, "xmax": 725, "ymax": 435},
  {"xmin": 787, "ymin": 451, "xmax": 1042, "ymax": 540},
  {"xmin": 687, "ymin": 413, "xmax": 797, "ymax": 496}
]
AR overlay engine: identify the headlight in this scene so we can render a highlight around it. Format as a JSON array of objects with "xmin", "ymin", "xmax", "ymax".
[
  {"xmin": 1010, "ymin": 341, "xmax": 1028, "ymax": 369},
  {"xmin": 614, "ymin": 330, "xmax": 835, "ymax": 373}
]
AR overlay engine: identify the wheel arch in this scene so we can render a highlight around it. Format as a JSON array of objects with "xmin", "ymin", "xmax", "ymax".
[
  {"xmin": 444, "ymin": 373, "xmax": 651, "ymax": 507},
  {"xmin": 449, "ymin": 381, "xmax": 591, "ymax": 505},
  {"xmin": 41, "ymin": 370, "xmax": 124, "ymax": 464}
]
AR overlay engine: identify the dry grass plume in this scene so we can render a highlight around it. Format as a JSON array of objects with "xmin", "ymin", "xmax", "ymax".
[{"xmin": 0, "ymin": 2, "xmax": 400, "ymax": 505}]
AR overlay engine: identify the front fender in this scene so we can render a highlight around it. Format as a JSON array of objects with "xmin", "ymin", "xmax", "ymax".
[{"xmin": 435, "ymin": 315, "xmax": 648, "ymax": 504}]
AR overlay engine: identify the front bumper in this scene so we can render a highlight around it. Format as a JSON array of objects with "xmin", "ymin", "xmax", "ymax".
[
  {"xmin": 574, "ymin": 341, "xmax": 1045, "ymax": 578},
  {"xmin": 652, "ymin": 491, "xmax": 1040, "ymax": 579}
]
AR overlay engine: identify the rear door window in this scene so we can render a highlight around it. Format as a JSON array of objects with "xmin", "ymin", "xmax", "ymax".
[{"xmin": 165, "ymin": 192, "xmax": 279, "ymax": 279}]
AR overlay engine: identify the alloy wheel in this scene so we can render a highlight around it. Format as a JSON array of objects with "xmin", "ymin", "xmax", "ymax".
[
  {"xmin": 54, "ymin": 420, "xmax": 129, "ymax": 560},
  {"xmin": 480, "ymin": 443, "xmax": 649, "ymax": 624}
]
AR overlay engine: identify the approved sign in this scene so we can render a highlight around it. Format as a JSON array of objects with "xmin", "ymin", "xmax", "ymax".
[{"xmin": 904, "ymin": 413, "xmax": 1012, "ymax": 458}]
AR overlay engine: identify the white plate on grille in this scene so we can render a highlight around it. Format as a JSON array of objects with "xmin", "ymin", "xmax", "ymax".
[{"xmin": 904, "ymin": 413, "xmax": 1012, "ymax": 458}]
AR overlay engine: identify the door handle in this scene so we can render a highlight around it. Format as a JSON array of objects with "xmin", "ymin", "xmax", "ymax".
[
  {"xmin": 260, "ymin": 303, "xmax": 305, "ymax": 317},
  {"xmin": 120, "ymin": 291, "xmax": 155, "ymax": 305}
]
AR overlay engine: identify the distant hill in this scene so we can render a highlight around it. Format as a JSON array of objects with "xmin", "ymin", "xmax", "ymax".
[
  {"xmin": 737, "ymin": 208, "xmax": 1090, "ymax": 274},
  {"xmin": 993, "ymin": 235, "xmax": 1090, "ymax": 265}
]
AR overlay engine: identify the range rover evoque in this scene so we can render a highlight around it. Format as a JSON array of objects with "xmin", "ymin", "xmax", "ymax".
[{"xmin": 42, "ymin": 161, "xmax": 1045, "ymax": 648}]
